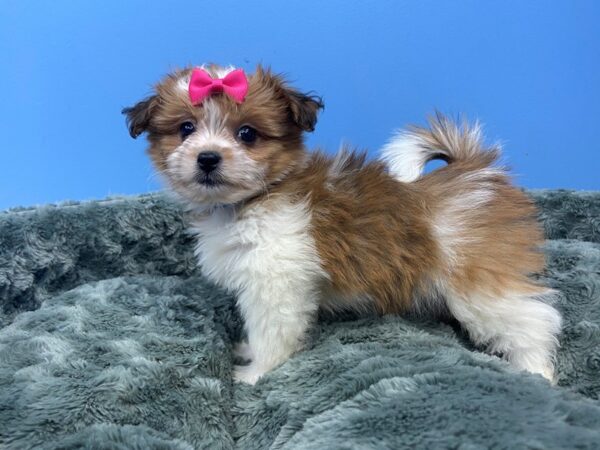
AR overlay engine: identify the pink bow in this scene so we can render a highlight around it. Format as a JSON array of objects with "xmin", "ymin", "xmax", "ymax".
[{"xmin": 188, "ymin": 68, "xmax": 249, "ymax": 105}]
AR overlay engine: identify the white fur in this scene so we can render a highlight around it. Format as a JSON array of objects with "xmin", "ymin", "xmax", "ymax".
[
  {"xmin": 176, "ymin": 75, "xmax": 191, "ymax": 93},
  {"xmin": 380, "ymin": 121, "xmax": 489, "ymax": 182},
  {"xmin": 198, "ymin": 99, "xmax": 229, "ymax": 137},
  {"xmin": 431, "ymin": 185, "xmax": 495, "ymax": 264},
  {"xmin": 165, "ymin": 99, "xmax": 266, "ymax": 206},
  {"xmin": 190, "ymin": 196, "xmax": 327, "ymax": 384},
  {"xmin": 208, "ymin": 64, "xmax": 236, "ymax": 79},
  {"xmin": 380, "ymin": 132, "xmax": 433, "ymax": 182},
  {"xmin": 445, "ymin": 288, "xmax": 561, "ymax": 382},
  {"xmin": 328, "ymin": 149, "xmax": 353, "ymax": 178}
]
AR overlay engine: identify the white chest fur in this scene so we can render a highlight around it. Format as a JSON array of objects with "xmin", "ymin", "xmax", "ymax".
[
  {"xmin": 189, "ymin": 196, "xmax": 326, "ymax": 295},
  {"xmin": 189, "ymin": 196, "xmax": 327, "ymax": 383}
]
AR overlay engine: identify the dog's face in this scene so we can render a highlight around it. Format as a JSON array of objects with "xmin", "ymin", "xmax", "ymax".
[{"xmin": 123, "ymin": 65, "xmax": 323, "ymax": 206}]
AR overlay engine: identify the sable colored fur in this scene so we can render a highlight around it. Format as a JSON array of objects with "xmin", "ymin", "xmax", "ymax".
[{"xmin": 124, "ymin": 64, "xmax": 561, "ymax": 384}]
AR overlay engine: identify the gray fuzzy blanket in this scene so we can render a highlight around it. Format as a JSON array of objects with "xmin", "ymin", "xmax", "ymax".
[{"xmin": 1, "ymin": 190, "xmax": 599, "ymax": 449}]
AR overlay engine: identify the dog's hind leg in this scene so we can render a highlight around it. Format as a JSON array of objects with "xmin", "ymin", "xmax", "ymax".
[{"xmin": 444, "ymin": 285, "xmax": 561, "ymax": 382}]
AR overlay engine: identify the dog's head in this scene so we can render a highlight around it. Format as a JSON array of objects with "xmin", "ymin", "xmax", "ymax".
[{"xmin": 123, "ymin": 65, "xmax": 323, "ymax": 206}]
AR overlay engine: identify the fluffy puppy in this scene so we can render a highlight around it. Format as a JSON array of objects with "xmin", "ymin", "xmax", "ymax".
[{"xmin": 123, "ymin": 64, "xmax": 561, "ymax": 384}]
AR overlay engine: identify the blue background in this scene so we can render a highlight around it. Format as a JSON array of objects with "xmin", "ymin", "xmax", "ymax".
[{"xmin": 1, "ymin": 0, "xmax": 598, "ymax": 210}]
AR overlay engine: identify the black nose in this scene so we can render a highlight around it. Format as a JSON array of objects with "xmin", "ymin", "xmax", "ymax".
[{"xmin": 197, "ymin": 151, "xmax": 222, "ymax": 173}]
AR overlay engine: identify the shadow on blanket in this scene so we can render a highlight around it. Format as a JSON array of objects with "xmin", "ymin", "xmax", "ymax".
[{"xmin": 0, "ymin": 190, "xmax": 599, "ymax": 448}]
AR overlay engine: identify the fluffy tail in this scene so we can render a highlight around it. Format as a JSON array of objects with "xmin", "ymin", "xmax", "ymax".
[{"xmin": 380, "ymin": 113, "xmax": 500, "ymax": 182}]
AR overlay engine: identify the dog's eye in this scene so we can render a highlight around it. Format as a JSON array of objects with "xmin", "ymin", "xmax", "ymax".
[
  {"xmin": 179, "ymin": 121, "xmax": 196, "ymax": 139},
  {"xmin": 237, "ymin": 125, "xmax": 257, "ymax": 144}
]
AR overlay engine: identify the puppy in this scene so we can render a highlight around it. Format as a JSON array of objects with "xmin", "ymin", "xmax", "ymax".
[{"xmin": 123, "ymin": 64, "xmax": 561, "ymax": 384}]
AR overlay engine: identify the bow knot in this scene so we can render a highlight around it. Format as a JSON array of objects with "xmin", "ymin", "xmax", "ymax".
[{"xmin": 189, "ymin": 68, "xmax": 248, "ymax": 105}]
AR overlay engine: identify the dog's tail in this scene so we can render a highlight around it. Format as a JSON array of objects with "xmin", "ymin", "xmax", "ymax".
[{"xmin": 380, "ymin": 113, "xmax": 500, "ymax": 182}]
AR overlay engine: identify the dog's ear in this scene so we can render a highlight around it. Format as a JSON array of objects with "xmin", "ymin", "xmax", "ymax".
[
  {"xmin": 122, "ymin": 95, "xmax": 158, "ymax": 139},
  {"xmin": 285, "ymin": 90, "xmax": 324, "ymax": 132},
  {"xmin": 254, "ymin": 65, "xmax": 324, "ymax": 132}
]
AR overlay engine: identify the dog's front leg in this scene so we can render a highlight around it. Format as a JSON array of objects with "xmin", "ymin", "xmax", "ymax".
[{"xmin": 233, "ymin": 278, "xmax": 319, "ymax": 385}]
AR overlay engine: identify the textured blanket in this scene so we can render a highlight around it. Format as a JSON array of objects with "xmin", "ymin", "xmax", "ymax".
[{"xmin": 0, "ymin": 190, "xmax": 599, "ymax": 449}]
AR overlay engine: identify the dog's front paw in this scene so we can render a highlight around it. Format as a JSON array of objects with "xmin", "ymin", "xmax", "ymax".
[
  {"xmin": 233, "ymin": 364, "xmax": 265, "ymax": 385},
  {"xmin": 233, "ymin": 341, "xmax": 254, "ymax": 361}
]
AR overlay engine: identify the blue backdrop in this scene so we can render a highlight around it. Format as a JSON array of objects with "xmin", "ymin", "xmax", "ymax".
[{"xmin": 1, "ymin": 0, "xmax": 598, "ymax": 209}]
